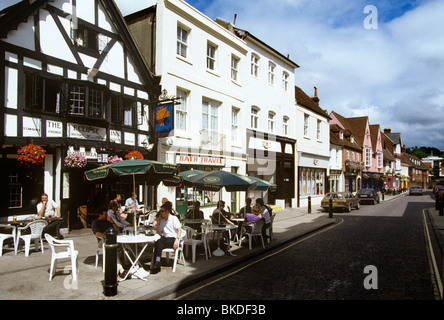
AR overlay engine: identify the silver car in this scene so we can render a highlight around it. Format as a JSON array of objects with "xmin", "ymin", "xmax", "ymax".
[{"xmin": 409, "ymin": 186, "xmax": 423, "ymax": 195}]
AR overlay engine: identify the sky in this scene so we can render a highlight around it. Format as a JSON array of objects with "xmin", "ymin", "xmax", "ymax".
[{"xmin": 1, "ymin": 0, "xmax": 443, "ymax": 150}]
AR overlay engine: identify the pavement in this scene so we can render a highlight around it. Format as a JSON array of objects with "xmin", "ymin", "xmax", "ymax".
[{"xmin": 0, "ymin": 193, "xmax": 408, "ymax": 300}]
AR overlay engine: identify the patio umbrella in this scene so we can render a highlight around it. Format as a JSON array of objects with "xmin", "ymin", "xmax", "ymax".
[
  {"xmin": 187, "ymin": 170, "xmax": 257, "ymax": 192},
  {"xmin": 162, "ymin": 169, "xmax": 207, "ymax": 188},
  {"xmin": 84, "ymin": 159, "xmax": 177, "ymax": 233},
  {"xmin": 247, "ymin": 176, "xmax": 277, "ymax": 192}
]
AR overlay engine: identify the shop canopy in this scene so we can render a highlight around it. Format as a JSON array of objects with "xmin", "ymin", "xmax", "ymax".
[
  {"xmin": 247, "ymin": 176, "xmax": 277, "ymax": 192},
  {"xmin": 185, "ymin": 170, "xmax": 257, "ymax": 192}
]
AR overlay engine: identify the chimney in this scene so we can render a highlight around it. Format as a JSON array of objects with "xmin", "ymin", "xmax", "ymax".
[
  {"xmin": 384, "ymin": 128, "xmax": 391, "ymax": 134},
  {"xmin": 311, "ymin": 86, "xmax": 320, "ymax": 103}
]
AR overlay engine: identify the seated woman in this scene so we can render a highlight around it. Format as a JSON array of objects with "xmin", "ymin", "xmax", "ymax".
[{"xmin": 243, "ymin": 204, "xmax": 263, "ymax": 233}]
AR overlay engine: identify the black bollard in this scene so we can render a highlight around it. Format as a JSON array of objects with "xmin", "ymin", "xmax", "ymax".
[
  {"xmin": 329, "ymin": 197, "xmax": 333, "ymax": 219},
  {"xmin": 103, "ymin": 228, "xmax": 118, "ymax": 297},
  {"xmin": 308, "ymin": 196, "xmax": 311, "ymax": 214}
]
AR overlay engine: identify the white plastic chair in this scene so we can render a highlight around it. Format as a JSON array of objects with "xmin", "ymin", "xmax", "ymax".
[
  {"xmin": 95, "ymin": 237, "xmax": 105, "ymax": 272},
  {"xmin": 45, "ymin": 233, "xmax": 79, "ymax": 281},
  {"xmin": 162, "ymin": 232, "xmax": 186, "ymax": 272},
  {"xmin": 15, "ymin": 220, "xmax": 48, "ymax": 257},
  {"xmin": 0, "ymin": 224, "xmax": 16, "ymax": 256},
  {"xmin": 243, "ymin": 220, "xmax": 265, "ymax": 250},
  {"xmin": 183, "ymin": 226, "xmax": 209, "ymax": 263}
]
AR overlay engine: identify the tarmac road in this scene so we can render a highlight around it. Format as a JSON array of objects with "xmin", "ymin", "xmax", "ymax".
[{"xmin": 174, "ymin": 193, "xmax": 437, "ymax": 300}]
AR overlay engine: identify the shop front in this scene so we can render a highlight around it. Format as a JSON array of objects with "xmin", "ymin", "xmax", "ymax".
[{"xmin": 297, "ymin": 152, "xmax": 329, "ymax": 207}]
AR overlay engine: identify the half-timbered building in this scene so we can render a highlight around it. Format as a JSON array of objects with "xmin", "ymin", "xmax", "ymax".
[{"xmin": 0, "ymin": 0, "xmax": 161, "ymax": 227}]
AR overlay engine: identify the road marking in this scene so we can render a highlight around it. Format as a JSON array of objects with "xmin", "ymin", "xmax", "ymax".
[
  {"xmin": 174, "ymin": 218, "xmax": 343, "ymax": 300},
  {"xmin": 422, "ymin": 210, "xmax": 442, "ymax": 300}
]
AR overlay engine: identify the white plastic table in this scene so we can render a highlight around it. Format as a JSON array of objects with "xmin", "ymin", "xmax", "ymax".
[
  {"xmin": 117, "ymin": 234, "xmax": 160, "ymax": 281},
  {"xmin": 203, "ymin": 224, "xmax": 238, "ymax": 257}
]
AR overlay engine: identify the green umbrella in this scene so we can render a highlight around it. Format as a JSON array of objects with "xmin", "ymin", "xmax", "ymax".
[
  {"xmin": 84, "ymin": 159, "xmax": 177, "ymax": 234},
  {"xmin": 84, "ymin": 159, "xmax": 177, "ymax": 185},
  {"xmin": 247, "ymin": 176, "xmax": 277, "ymax": 192},
  {"xmin": 162, "ymin": 170, "xmax": 207, "ymax": 188},
  {"xmin": 187, "ymin": 170, "xmax": 257, "ymax": 192}
]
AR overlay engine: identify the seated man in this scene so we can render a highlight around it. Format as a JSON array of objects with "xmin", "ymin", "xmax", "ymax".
[
  {"xmin": 152, "ymin": 201, "xmax": 182, "ymax": 274},
  {"xmin": 107, "ymin": 202, "xmax": 130, "ymax": 230},
  {"xmin": 211, "ymin": 200, "xmax": 234, "ymax": 225},
  {"xmin": 237, "ymin": 197, "xmax": 252, "ymax": 218},
  {"xmin": 91, "ymin": 207, "xmax": 119, "ymax": 238},
  {"xmin": 36, "ymin": 193, "xmax": 63, "ymax": 239}
]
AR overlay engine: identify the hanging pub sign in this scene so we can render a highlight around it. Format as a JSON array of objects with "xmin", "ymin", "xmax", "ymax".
[{"xmin": 154, "ymin": 102, "xmax": 174, "ymax": 138}]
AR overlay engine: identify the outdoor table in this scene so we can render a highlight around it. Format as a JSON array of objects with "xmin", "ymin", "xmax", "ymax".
[
  {"xmin": 202, "ymin": 224, "xmax": 238, "ymax": 257},
  {"xmin": 117, "ymin": 233, "xmax": 160, "ymax": 281},
  {"xmin": 182, "ymin": 219, "xmax": 209, "ymax": 225}
]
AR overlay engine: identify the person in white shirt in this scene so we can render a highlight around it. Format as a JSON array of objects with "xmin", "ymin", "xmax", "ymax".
[
  {"xmin": 36, "ymin": 193, "xmax": 62, "ymax": 239},
  {"xmin": 152, "ymin": 201, "xmax": 182, "ymax": 274},
  {"xmin": 125, "ymin": 193, "xmax": 139, "ymax": 212}
]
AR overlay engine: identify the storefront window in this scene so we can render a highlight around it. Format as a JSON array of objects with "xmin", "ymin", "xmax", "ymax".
[{"xmin": 299, "ymin": 168, "xmax": 325, "ymax": 197}]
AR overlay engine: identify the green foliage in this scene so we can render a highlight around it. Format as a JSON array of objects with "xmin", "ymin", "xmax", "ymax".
[{"xmin": 407, "ymin": 146, "xmax": 444, "ymax": 158}]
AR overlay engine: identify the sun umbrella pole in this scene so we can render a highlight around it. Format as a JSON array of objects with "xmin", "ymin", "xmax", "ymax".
[{"xmin": 133, "ymin": 173, "xmax": 137, "ymax": 235}]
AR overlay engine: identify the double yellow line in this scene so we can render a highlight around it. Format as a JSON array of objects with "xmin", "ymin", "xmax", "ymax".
[
  {"xmin": 422, "ymin": 210, "xmax": 442, "ymax": 300},
  {"xmin": 174, "ymin": 218, "xmax": 343, "ymax": 300}
]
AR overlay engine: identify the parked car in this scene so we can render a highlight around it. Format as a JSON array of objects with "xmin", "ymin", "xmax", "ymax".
[
  {"xmin": 356, "ymin": 188, "xmax": 380, "ymax": 205},
  {"xmin": 409, "ymin": 186, "xmax": 423, "ymax": 196},
  {"xmin": 321, "ymin": 192, "xmax": 360, "ymax": 212}
]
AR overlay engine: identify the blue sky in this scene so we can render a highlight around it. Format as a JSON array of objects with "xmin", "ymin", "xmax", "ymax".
[{"xmin": 1, "ymin": 0, "xmax": 443, "ymax": 150}]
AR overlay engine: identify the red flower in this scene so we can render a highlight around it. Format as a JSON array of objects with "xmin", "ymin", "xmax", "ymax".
[
  {"xmin": 125, "ymin": 150, "xmax": 143, "ymax": 160},
  {"xmin": 17, "ymin": 144, "xmax": 46, "ymax": 167}
]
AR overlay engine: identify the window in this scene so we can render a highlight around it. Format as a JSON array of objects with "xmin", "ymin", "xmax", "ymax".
[
  {"xmin": 69, "ymin": 84, "xmax": 104, "ymax": 118},
  {"xmin": 202, "ymin": 99, "xmax": 220, "ymax": 147},
  {"xmin": 251, "ymin": 106, "xmax": 259, "ymax": 129},
  {"xmin": 317, "ymin": 119, "xmax": 322, "ymax": 140},
  {"xmin": 251, "ymin": 54, "xmax": 259, "ymax": 77},
  {"xmin": 378, "ymin": 152, "xmax": 383, "ymax": 168},
  {"xmin": 75, "ymin": 26, "xmax": 98, "ymax": 51},
  {"xmin": 25, "ymin": 73, "xmax": 60, "ymax": 113},
  {"xmin": 282, "ymin": 72, "xmax": 289, "ymax": 91},
  {"xmin": 176, "ymin": 89, "xmax": 188, "ymax": 131},
  {"xmin": 231, "ymin": 55, "xmax": 239, "ymax": 81},
  {"xmin": 231, "ymin": 107, "xmax": 239, "ymax": 143},
  {"xmin": 207, "ymin": 42, "xmax": 217, "ymax": 70},
  {"xmin": 283, "ymin": 116, "xmax": 289, "ymax": 136},
  {"xmin": 123, "ymin": 99, "xmax": 133, "ymax": 126},
  {"xmin": 268, "ymin": 62, "xmax": 275, "ymax": 85},
  {"xmin": 300, "ymin": 168, "xmax": 325, "ymax": 197},
  {"xmin": 8, "ymin": 173, "xmax": 22, "ymax": 209},
  {"xmin": 70, "ymin": 85, "xmax": 85, "ymax": 115},
  {"xmin": 268, "ymin": 111, "xmax": 275, "ymax": 133},
  {"xmin": 365, "ymin": 147, "xmax": 372, "ymax": 167},
  {"xmin": 177, "ymin": 25, "xmax": 188, "ymax": 58},
  {"xmin": 304, "ymin": 114, "xmax": 309, "ymax": 137}
]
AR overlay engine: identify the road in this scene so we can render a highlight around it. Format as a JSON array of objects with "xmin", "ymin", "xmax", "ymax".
[{"xmin": 173, "ymin": 192, "xmax": 438, "ymax": 300}]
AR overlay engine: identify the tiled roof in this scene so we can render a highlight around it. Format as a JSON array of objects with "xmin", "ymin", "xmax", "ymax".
[{"xmin": 295, "ymin": 86, "xmax": 331, "ymax": 120}]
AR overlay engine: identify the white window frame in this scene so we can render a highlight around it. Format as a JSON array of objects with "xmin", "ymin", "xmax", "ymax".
[
  {"xmin": 206, "ymin": 42, "xmax": 217, "ymax": 71},
  {"xmin": 283, "ymin": 116, "xmax": 289, "ymax": 136},
  {"xmin": 268, "ymin": 62, "xmax": 276, "ymax": 85},
  {"xmin": 268, "ymin": 111, "xmax": 275, "ymax": 133},
  {"xmin": 177, "ymin": 25, "xmax": 189, "ymax": 58},
  {"xmin": 231, "ymin": 55, "xmax": 239, "ymax": 82},
  {"xmin": 202, "ymin": 99, "xmax": 220, "ymax": 146},
  {"xmin": 282, "ymin": 72, "xmax": 289, "ymax": 91},
  {"xmin": 365, "ymin": 147, "xmax": 372, "ymax": 167},
  {"xmin": 251, "ymin": 53, "xmax": 259, "ymax": 78},
  {"xmin": 251, "ymin": 106, "xmax": 259, "ymax": 129},
  {"xmin": 231, "ymin": 107, "xmax": 239, "ymax": 144},
  {"xmin": 303, "ymin": 114, "xmax": 309, "ymax": 137},
  {"xmin": 316, "ymin": 119, "xmax": 322, "ymax": 140},
  {"xmin": 378, "ymin": 151, "xmax": 383, "ymax": 168},
  {"xmin": 175, "ymin": 88, "xmax": 188, "ymax": 132}
]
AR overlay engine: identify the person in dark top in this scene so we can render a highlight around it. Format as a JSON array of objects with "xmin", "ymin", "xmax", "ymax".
[
  {"xmin": 237, "ymin": 197, "xmax": 252, "ymax": 218},
  {"xmin": 91, "ymin": 207, "xmax": 119, "ymax": 238},
  {"xmin": 185, "ymin": 201, "xmax": 205, "ymax": 233}
]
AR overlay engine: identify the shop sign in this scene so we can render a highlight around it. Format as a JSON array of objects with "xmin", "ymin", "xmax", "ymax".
[
  {"xmin": 176, "ymin": 155, "xmax": 224, "ymax": 166},
  {"xmin": 46, "ymin": 120, "xmax": 63, "ymax": 137},
  {"xmin": 68, "ymin": 123, "xmax": 106, "ymax": 141},
  {"xmin": 23, "ymin": 116, "xmax": 41, "ymax": 137}
]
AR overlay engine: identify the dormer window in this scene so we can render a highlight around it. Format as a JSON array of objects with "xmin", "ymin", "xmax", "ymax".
[
  {"xmin": 351, "ymin": 135, "xmax": 354, "ymax": 143},
  {"xmin": 74, "ymin": 25, "xmax": 98, "ymax": 51},
  {"xmin": 339, "ymin": 131, "xmax": 344, "ymax": 140}
]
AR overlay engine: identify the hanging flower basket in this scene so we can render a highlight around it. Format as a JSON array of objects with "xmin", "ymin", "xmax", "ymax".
[
  {"xmin": 64, "ymin": 152, "xmax": 87, "ymax": 168},
  {"xmin": 17, "ymin": 144, "xmax": 46, "ymax": 167},
  {"xmin": 125, "ymin": 150, "xmax": 144, "ymax": 160},
  {"xmin": 108, "ymin": 155, "xmax": 123, "ymax": 163}
]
